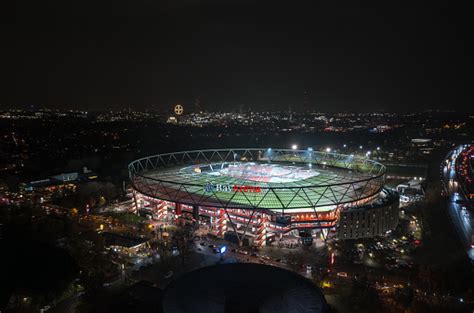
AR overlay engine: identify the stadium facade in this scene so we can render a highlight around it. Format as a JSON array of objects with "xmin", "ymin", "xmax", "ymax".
[{"xmin": 128, "ymin": 148, "xmax": 399, "ymax": 247}]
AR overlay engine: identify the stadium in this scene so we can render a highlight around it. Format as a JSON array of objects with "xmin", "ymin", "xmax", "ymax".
[{"xmin": 128, "ymin": 148, "xmax": 399, "ymax": 247}]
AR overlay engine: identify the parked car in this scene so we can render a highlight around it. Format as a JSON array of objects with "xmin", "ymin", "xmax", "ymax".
[{"xmin": 337, "ymin": 272, "xmax": 348, "ymax": 278}]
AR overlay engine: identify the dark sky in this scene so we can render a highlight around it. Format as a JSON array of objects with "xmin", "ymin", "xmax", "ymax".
[{"xmin": 2, "ymin": 1, "xmax": 472, "ymax": 112}]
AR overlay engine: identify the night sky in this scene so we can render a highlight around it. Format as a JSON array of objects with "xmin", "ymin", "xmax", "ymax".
[{"xmin": 3, "ymin": 1, "xmax": 472, "ymax": 112}]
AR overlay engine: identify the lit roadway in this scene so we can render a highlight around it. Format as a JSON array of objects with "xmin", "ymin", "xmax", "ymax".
[{"xmin": 441, "ymin": 145, "xmax": 474, "ymax": 261}]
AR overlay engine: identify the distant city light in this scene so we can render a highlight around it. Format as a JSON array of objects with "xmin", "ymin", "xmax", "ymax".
[
  {"xmin": 343, "ymin": 144, "xmax": 347, "ymax": 148},
  {"xmin": 376, "ymin": 147, "xmax": 381, "ymax": 151},
  {"xmin": 359, "ymin": 145, "xmax": 363, "ymax": 149}
]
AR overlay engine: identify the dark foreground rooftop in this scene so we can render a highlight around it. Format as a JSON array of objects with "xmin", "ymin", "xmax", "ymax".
[{"xmin": 162, "ymin": 263, "xmax": 329, "ymax": 313}]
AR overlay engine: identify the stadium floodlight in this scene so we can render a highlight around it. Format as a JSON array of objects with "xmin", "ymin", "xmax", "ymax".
[
  {"xmin": 292, "ymin": 144, "xmax": 298, "ymax": 150},
  {"xmin": 326, "ymin": 147, "xmax": 331, "ymax": 153},
  {"xmin": 220, "ymin": 246, "xmax": 227, "ymax": 254}
]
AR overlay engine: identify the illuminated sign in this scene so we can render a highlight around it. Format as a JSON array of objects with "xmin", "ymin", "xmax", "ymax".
[{"xmin": 204, "ymin": 183, "xmax": 261, "ymax": 193}]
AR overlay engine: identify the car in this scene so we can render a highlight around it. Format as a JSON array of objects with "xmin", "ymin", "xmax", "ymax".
[
  {"xmin": 209, "ymin": 244, "xmax": 216, "ymax": 248},
  {"xmin": 213, "ymin": 248, "xmax": 220, "ymax": 253},
  {"xmin": 200, "ymin": 242, "xmax": 206, "ymax": 246},
  {"xmin": 164, "ymin": 271, "xmax": 174, "ymax": 279},
  {"xmin": 197, "ymin": 248, "xmax": 202, "ymax": 251},
  {"xmin": 262, "ymin": 255, "xmax": 271, "ymax": 261},
  {"xmin": 275, "ymin": 258, "xmax": 282, "ymax": 263},
  {"xmin": 251, "ymin": 252, "xmax": 258, "ymax": 257},
  {"xmin": 337, "ymin": 272, "xmax": 348, "ymax": 278},
  {"xmin": 231, "ymin": 248, "xmax": 237, "ymax": 253},
  {"xmin": 306, "ymin": 265, "xmax": 312, "ymax": 273}
]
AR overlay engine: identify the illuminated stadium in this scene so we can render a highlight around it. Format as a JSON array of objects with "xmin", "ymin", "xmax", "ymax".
[{"xmin": 128, "ymin": 148, "xmax": 399, "ymax": 247}]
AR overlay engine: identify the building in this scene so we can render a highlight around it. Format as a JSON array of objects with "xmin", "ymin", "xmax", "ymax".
[{"xmin": 128, "ymin": 148, "xmax": 399, "ymax": 247}]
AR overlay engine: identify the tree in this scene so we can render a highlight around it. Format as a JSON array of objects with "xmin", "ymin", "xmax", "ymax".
[
  {"xmin": 350, "ymin": 275, "xmax": 382, "ymax": 313},
  {"xmin": 100, "ymin": 182, "xmax": 118, "ymax": 203},
  {"xmin": 171, "ymin": 224, "xmax": 195, "ymax": 265},
  {"xmin": 286, "ymin": 251, "xmax": 308, "ymax": 272}
]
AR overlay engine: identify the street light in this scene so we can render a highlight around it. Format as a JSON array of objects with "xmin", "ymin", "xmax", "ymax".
[
  {"xmin": 292, "ymin": 144, "xmax": 298, "ymax": 150},
  {"xmin": 326, "ymin": 147, "xmax": 331, "ymax": 153}
]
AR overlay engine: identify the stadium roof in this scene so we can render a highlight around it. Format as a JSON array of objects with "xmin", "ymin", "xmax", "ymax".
[{"xmin": 129, "ymin": 149, "xmax": 386, "ymax": 210}]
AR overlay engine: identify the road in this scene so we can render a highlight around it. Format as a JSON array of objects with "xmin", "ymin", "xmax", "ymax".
[{"xmin": 440, "ymin": 145, "xmax": 474, "ymax": 261}]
